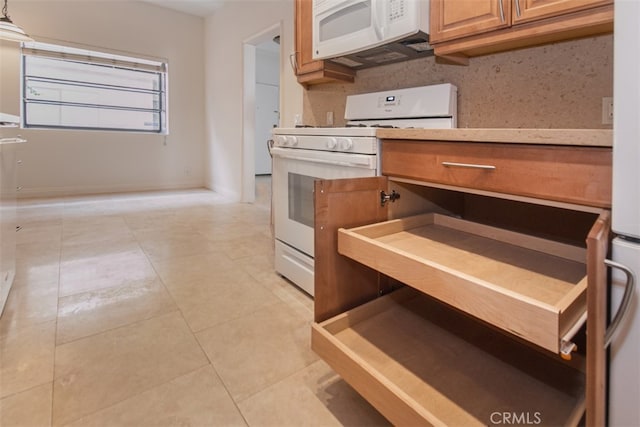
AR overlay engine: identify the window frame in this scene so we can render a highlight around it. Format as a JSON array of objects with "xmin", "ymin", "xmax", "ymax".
[{"xmin": 21, "ymin": 42, "xmax": 169, "ymax": 135}]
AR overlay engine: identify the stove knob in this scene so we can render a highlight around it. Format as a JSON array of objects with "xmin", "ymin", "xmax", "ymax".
[
  {"xmin": 338, "ymin": 137, "xmax": 353, "ymax": 151},
  {"xmin": 287, "ymin": 136, "xmax": 298, "ymax": 146},
  {"xmin": 276, "ymin": 135, "xmax": 288, "ymax": 146},
  {"xmin": 327, "ymin": 137, "xmax": 338, "ymax": 150}
]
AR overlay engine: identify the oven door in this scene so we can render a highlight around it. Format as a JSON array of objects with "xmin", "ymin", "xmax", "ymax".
[{"xmin": 271, "ymin": 146, "xmax": 377, "ymax": 258}]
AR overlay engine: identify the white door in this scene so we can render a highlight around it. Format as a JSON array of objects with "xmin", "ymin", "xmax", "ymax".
[{"xmin": 255, "ymin": 83, "xmax": 278, "ymax": 175}]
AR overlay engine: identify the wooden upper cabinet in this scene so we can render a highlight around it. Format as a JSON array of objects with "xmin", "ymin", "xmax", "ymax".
[
  {"xmin": 430, "ymin": 0, "xmax": 613, "ymax": 59},
  {"xmin": 514, "ymin": 0, "xmax": 612, "ymax": 24},
  {"xmin": 430, "ymin": 0, "xmax": 511, "ymax": 44},
  {"xmin": 294, "ymin": 0, "xmax": 355, "ymax": 86}
]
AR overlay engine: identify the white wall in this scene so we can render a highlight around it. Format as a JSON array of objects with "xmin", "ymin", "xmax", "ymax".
[
  {"xmin": 1, "ymin": 1, "xmax": 206, "ymax": 197},
  {"xmin": 204, "ymin": 0, "xmax": 302, "ymax": 201}
]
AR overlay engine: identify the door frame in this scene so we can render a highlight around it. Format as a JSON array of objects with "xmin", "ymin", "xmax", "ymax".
[{"xmin": 242, "ymin": 22, "xmax": 282, "ymax": 203}]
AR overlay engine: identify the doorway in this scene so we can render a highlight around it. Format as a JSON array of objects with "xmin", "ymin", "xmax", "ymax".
[{"xmin": 242, "ymin": 23, "xmax": 281, "ymax": 203}]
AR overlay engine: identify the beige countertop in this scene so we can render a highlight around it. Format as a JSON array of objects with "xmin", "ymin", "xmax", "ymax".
[{"xmin": 376, "ymin": 128, "xmax": 613, "ymax": 147}]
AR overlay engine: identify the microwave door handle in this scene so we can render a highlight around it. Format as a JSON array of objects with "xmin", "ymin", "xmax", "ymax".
[
  {"xmin": 373, "ymin": 0, "xmax": 385, "ymax": 40},
  {"xmin": 319, "ymin": 0, "xmax": 370, "ymax": 18}
]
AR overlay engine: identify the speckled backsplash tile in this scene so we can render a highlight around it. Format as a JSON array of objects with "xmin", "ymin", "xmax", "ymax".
[{"xmin": 303, "ymin": 35, "xmax": 613, "ymax": 129}]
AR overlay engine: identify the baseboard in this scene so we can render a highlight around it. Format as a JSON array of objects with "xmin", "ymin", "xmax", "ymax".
[
  {"xmin": 17, "ymin": 182, "xmax": 206, "ymax": 199},
  {"xmin": 205, "ymin": 180, "xmax": 241, "ymax": 202}
]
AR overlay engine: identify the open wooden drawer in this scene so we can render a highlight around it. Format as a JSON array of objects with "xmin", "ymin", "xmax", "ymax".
[
  {"xmin": 311, "ymin": 287, "xmax": 586, "ymax": 426},
  {"xmin": 337, "ymin": 212, "xmax": 604, "ymax": 355}
]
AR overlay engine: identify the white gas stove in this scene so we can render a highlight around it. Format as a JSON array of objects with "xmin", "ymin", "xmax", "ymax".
[
  {"xmin": 271, "ymin": 83, "xmax": 458, "ymax": 296},
  {"xmin": 273, "ymin": 83, "xmax": 457, "ymax": 153}
]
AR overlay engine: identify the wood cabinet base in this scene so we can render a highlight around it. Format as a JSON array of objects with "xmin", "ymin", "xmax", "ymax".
[{"xmin": 312, "ymin": 288, "xmax": 586, "ymax": 426}]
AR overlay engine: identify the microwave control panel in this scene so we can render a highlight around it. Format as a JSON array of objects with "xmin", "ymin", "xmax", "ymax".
[{"xmin": 389, "ymin": 0, "xmax": 407, "ymax": 22}]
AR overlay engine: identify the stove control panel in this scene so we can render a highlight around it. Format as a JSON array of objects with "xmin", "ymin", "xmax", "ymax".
[
  {"xmin": 275, "ymin": 135, "xmax": 298, "ymax": 146},
  {"xmin": 323, "ymin": 137, "xmax": 354, "ymax": 151},
  {"xmin": 272, "ymin": 133, "xmax": 378, "ymax": 155},
  {"xmin": 337, "ymin": 137, "xmax": 353, "ymax": 151}
]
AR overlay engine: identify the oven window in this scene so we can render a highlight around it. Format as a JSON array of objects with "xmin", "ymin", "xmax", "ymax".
[{"xmin": 288, "ymin": 172, "xmax": 316, "ymax": 228}]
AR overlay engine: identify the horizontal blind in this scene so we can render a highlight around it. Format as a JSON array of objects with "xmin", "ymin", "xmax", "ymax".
[
  {"xmin": 22, "ymin": 41, "xmax": 166, "ymax": 72},
  {"xmin": 22, "ymin": 41, "xmax": 168, "ymax": 134}
]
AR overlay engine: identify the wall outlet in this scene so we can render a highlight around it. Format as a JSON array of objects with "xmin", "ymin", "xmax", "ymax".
[
  {"xmin": 326, "ymin": 111, "xmax": 334, "ymax": 126},
  {"xmin": 602, "ymin": 97, "xmax": 613, "ymax": 125}
]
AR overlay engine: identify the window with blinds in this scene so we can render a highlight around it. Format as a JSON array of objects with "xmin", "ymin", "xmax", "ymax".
[{"xmin": 21, "ymin": 42, "xmax": 168, "ymax": 134}]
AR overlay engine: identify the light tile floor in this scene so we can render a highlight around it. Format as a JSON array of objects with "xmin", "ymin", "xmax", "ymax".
[{"xmin": 0, "ymin": 179, "xmax": 389, "ymax": 426}]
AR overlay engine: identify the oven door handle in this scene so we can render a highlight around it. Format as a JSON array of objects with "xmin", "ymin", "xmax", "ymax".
[{"xmin": 271, "ymin": 152, "xmax": 374, "ymax": 168}]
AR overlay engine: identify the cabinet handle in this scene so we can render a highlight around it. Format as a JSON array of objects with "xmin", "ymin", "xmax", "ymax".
[
  {"xmin": 16, "ymin": 186, "xmax": 22, "ymax": 192},
  {"xmin": 604, "ymin": 258, "xmax": 636, "ymax": 348},
  {"xmin": 289, "ymin": 52, "xmax": 298, "ymax": 73},
  {"xmin": 16, "ymin": 225, "xmax": 22, "ymax": 232},
  {"xmin": 441, "ymin": 161, "xmax": 496, "ymax": 170},
  {"xmin": 514, "ymin": 0, "xmax": 522, "ymax": 17},
  {"xmin": 498, "ymin": 0, "xmax": 505, "ymax": 22}
]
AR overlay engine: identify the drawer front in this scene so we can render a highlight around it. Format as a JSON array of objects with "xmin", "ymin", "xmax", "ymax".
[
  {"xmin": 338, "ymin": 212, "xmax": 589, "ymax": 353},
  {"xmin": 382, "ymin": 140, "xmax": 612, "ymax": 208}
]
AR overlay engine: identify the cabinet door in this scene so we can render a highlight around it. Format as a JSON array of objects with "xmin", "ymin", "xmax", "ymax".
[
  {"xmin": 294, "ymin": 0, "xmax": 321, "ymax": 75},
  {"xmin": 430, "ymin": 0, "xmax": 510, "ymax": 44},
  {"xmin": 314, "ymin": 177, "xmax": 388, "ymax": 322},
  {"xmin": 513, "ymin": 0, "xmax": 612, "ymax": 25},
  {"xmin": 0, "ymin": 143, "xmax": 17, "ymax": 316},
  {"xmin": 294, "ymin": 0, "xmax": 355, "ymax": 85},
  {"xmin": 585, "ymin": 210, "xmax": 610, "ymax": 427},
  {"xmin": 430, "ymin": 0, "xmax": 612, "ymax": 59}
]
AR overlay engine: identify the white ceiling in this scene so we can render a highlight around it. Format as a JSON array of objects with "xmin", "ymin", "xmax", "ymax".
[{"xmin": 140, "ymin": 0, "xmax": 226, "ymax": 17}]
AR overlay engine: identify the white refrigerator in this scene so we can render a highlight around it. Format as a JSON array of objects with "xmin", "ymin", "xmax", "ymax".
[{"xmin": 610, "ymin": 1, "xmax": 640, "ymax": 425}]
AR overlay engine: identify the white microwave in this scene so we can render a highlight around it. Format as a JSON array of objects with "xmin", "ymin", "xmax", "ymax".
[{"xmin": 312, "ymin": 0, "xmax": 430, "ymax": 62}]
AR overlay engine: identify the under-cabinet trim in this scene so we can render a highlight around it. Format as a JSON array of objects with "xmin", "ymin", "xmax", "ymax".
[{"xmin": 389, "ymin": 177, "xmax": 608, "ymax": 214}]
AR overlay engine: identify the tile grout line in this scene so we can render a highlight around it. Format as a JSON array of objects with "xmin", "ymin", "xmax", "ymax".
[{"xmin": 50, "ymin": 197, "xmax": 66, "ymax": 427}]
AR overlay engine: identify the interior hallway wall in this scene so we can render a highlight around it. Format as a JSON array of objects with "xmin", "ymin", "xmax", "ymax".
[
  {"xmin": 1, "ymin": 1, "xmax": 206, "ymax": 197},
  {"xmin": 204, "ymin": 0, "xmax": 302, "ymax": 201}
]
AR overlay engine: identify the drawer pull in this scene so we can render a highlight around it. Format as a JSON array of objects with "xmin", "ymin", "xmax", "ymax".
[
  {"xmin": 604, "ymin": 259, "xmax": 636, "ymax": 348},
  {"xmin": 442, "ymin": 161, "xmax": 496, "ymax": 170}
]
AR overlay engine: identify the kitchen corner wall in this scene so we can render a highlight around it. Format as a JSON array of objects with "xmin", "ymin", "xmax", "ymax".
[{"xmin": 303, "ymin": 35, "xmax": 613, "ymax": 129}]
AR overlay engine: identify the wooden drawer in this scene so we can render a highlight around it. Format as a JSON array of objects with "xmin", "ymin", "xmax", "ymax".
[
  {"xmin": 337, "ymin": 212, "xmax": 607, "ymax": 354},
  {"xmin": 312, "ymin": 288, "xmax": 585, "ymax": 426},
  {"xmin": 382, "ymin": 140, "xmax": 612, "ymax": 208}
]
